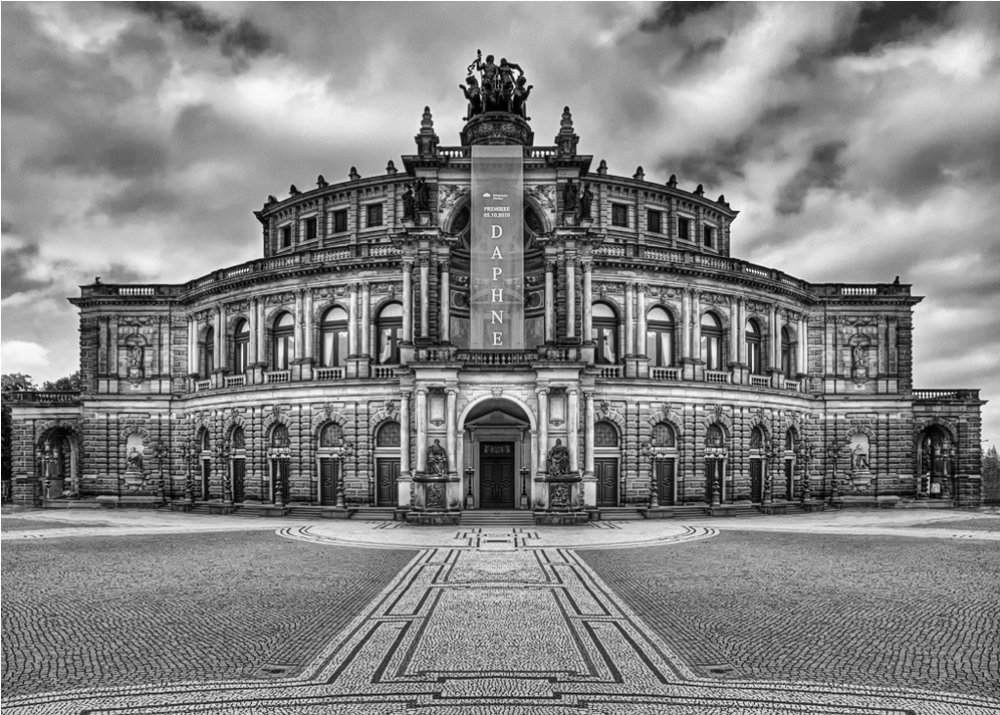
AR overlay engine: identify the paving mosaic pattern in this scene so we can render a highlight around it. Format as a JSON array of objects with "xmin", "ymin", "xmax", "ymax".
[
  {"xmin": 581, "ymin": 529, "xmax": 1000, "ymax": 700},
  {"xmin": 2, "ymin": 531, "xmax": 416, "ymax": 697},
  {"xmin": 5, "ymin": 521, "xmax": 998, "ymax": 715},
  {"xmin": 908, "ymin": 516, "xmax": 1000, "ymax": 532},
  {"xmin": 0, "ymin": 516, "xmax": 107, "ymax": 532}
]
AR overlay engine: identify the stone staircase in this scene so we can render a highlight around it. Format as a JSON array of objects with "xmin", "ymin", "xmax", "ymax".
[
  {"xmin": 351, "ymin": 506, "xmax": 398, "ymax": 521},
  {"xmin": 459, "ymin": 509, "xmax": 536, "ymax": 527}
]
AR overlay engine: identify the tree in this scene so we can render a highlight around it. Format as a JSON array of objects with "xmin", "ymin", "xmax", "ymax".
[
  {"xmin": 42, "ymin": 371, "xmax": 81, "ymax": 392},
  {"xmin": 983, "ymin": 445, "xmax": 1000, "ymax": 505},
  {"xmin": 2, "ymin": 373, "xmax": 36, "ymax": 482},
  {"xmin": 2, "ymin": 373, "xmax": 37, "ymax": 392}
]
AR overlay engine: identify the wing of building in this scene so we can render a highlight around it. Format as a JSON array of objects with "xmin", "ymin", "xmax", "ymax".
[{"xmin": 6, "ymin": 66, "xmax": 986, "ymax": 521}]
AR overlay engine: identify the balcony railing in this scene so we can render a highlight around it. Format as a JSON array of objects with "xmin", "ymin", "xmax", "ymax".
[
  {"xmin": 315, "ymin": 367, "xmax": 345, "ymax": 381},
  {"xmin": 912, "ymin": 389, "xmax": 980, "ymax": 402},
  {"xmin": 224, "ymin": 375, "xmax": 246, "ymax": 389},
  {"xmin": 597, "ymin": 365, "xmax": 622, "ymax": 379},
  {"xmin": 705, "ymin": 370, "xmax": 731, "ymax": 384},
  {"xmin": 749, "ymin": 375, "xmax": 770, "ymax": 388},
  {"xmin": 372, "ymin": 366, "xmax": 396, "ymax": 379},
  {"xmin": 3, "ymin": 391, "xmax": 81, "ymax": 404},
  {"xmin": 264, "ymin": 370, "xmax": 290, "ymax": 384},
  {"xmin": 195, "ymin": 379, "xmax": 212, "ymax": 392},
  {"xmin": 782, "ymin": 379, "xmax": 801, "ymax": 392},
  {"xmin": 650, "ymin": 367, "xmax": 680, "ymax": 381}
]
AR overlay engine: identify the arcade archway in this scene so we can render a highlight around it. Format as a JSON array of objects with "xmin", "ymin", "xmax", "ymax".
[{"xmin": 460, "ymin": 397, "xmax": 534, "ymax": 509}]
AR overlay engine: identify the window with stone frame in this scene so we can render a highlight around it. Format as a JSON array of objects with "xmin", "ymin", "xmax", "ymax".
[
  {"xmin": 704, "ymin": 225, "xmax": 716, "ymax": 248},
  {"xmin": 304, "ymin": 216, "xmax": 318, "ymax": 241},
  {"xmin": 595, "ymin": 421, "xmax": 619, "ymax": 447},
  {"xmin": 677, "ymin": 216, "xmax": 691, "ymax": 241},
  {"xmin": 280, "ymin": 225, "xmax": 292, "ymax": 248},
  {"xmin": 320, "ymin": 423, "xmax": 343, "ymax": 448},
  {"xmin": 750, "ymin": 426, "xmax": 765, "ymax": 450},
  {"xmin": 745, "ymin": 319, "xmax": 763, "ymax": 375},
  {"xmin": 592, "ymin": 302, "xmax": 619, "ymax": 365},
  {"xmin": 376, "ymin": 421, "xmax": 400, "ymax": 447},
  {"xmin": 201, "ymin": 326, "xmax": 215, "ymax": 377},
  {"xmin": 320, "ymin": 306, "xmax": 349, "ymax": 367},
  {"xmin": 376, "ymin": 302, "xmax": 403, "ymax": 364},
  {"xmin": 233, "ymin": 319, "xmax": 250, "ymax": 374},
  {"xmin": 705, "ymin": 423, "xmax": 725, "ymax": 448},
  {"xmin": 366, "ymin": 203, "xmax": 383, "ymax": 228},
  {"xmin": 231, "ymin": 427, "xmax": 246, "ymax": 450},
  {"xmin": 700, "ymin": 312, "xmax": 724, "ymax": 370},
  {"xmin": 781, "ymin": 326, "xmax": 794, "ymax": 378},
  {"xmin": 647, "ymin": 209, "xmax": 662, "ymax": 234},
  {"xmin": 333, "ymin": 209, "xmax": 348, "ymax": 233},
  {"xmin": 611, "ymin": 203, "xmax": 628, "ymax": 227},
  {"xmin": 272, "ymin": 312, "xmax": 295, "ymax": 370},
  {"xmin": 646, "ymin": 306, "xmax": 675, "ymax": 367},
  {"xmin": 652, "ymin": 422, "xmax": 675, "ymax": 448}
]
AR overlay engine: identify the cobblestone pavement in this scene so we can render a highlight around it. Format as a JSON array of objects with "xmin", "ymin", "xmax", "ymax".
[
  {"xmin": 3, "ymin": 509, "xmax": 999, "ymax": 714},
  {"xmin": 1, "ymin": 516, "xmax": 108, "ymax": 532},
  {"xmin": 908, "ymin": 516, "xmax": 1000, "ymax": 531}
]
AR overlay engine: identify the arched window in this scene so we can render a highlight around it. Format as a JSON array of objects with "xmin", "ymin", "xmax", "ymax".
[
  {"xmin": 595, "ymin": 421, "xmax": 619, "ymax": 447},
  {"xmin": 750, "ymin": 426, "xmax": 765, "ymax": 449},
  {"xmin": 592, "ymin": 302, "xmax": 618, "ymax": 365},
  {"xmin": 705, "ymin": 423, "xmax": 725, "ymax": 448},
  {"xmin": 233, "ymin": 319, "xmax": 250, "ymax": 374},
  {"xmin": 784, "ymin": 429, "xmax": 795, "ymax": 452},
  {"xmin": 320, "ymin": 423, "xmax": 343, "ymax": 447},
  {"xmin": 745, "ymin": 319, "xmax": 763, "ymax": 375},
  {"xmin": 202, "ymin": 327, "xmax": 215, "ymax": 377},
  {"xmin": 199, "ymin": 428, "xmax": 211, "ymax": 452},
  {"xmin": 781, "ymin": 326, "xmax": 793, "ymax": 378},
  {"xmin": 272, "ymin": 312, "xmax": 295, "ymax": 370},
  {"xmin": 646, "ymin": 306, "xmax": 675, "ymax": 367},
  {"xmin": 377, "ymin": 303, "xmax": 403, "ymax": 365},
  {"xmin": 231, "ymin": 426, "xmax": 246, "ymax": 450},
  {"xmin": 270, "ymin": 424, "xmax": 290, "ymax": 449},
  {"xmin": 376, "ymin": 421, "xmax": 400, "ymax": 447},
  {"xmin": 321, "ymin": 307, "xmax": 349, "ymax": 367},
  {"xmin": 652, "ymin": 422, "xmax": 675, "ymax": 448},
  {"xmin": 700, "ymin": 312, "xmax": 723, "ymax": 370}
]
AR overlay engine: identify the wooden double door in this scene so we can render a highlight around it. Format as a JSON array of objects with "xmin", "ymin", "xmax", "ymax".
[
  {"xmin": 319, "ymin": 458, "xmax": 339, "ymax": 506},
  {"xmin": 479, "ymin": 442, "xmax": 515, "ymax": 509},
  {"xmin": 596, "ymin": 458, "xmax": 618, "ymax": 507},
  {"xmin": 376, "ymin": 458, "xmax": 399, "ymax": 507},
  {"xmin": 655, "ymin": 459, "xmax": 675, "ymax": 506},
  {"xmin": 232, "ymin": 459, "xmax": 245, "ymax": 503}
]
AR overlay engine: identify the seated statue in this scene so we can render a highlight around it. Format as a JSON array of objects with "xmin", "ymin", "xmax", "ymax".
[
  {"xmin": 126, "ymin": 446, "xmax": 143, "ymax": 472},
  {"xmin": 427, "ymin": 439, "xmax": 447, "ymax": 477},
  {"xmin": 547, "ymin": 439, "xmax": 570, "ymax": 477}
]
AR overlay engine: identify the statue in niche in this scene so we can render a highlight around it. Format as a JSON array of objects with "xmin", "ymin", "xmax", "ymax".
[
  {"xmin": 414, "ymin": 178, "xmax": 430, "ymax": 212},
  {"xmin": 562, "ymin": 179, "xmax": 579, "ymax": 213},
  {"xmin": 547, "ymin": 439, "xmax": 570, "ymax": 476},
  {"xmin": 851, "ymin": 343, "xmax": 868, "ymax": 381},
  {"xmin": 427, "ymin": 439, "xmax": 447, "ymax": 477},
  {"xmin": 580, "ymin": 183, "xmax": 594, "ymax": 220},
  {"xmin": 402, "ymin": 185, "xmax": 415, "ymax": 220},
  {"xmin": 851, "ymin": 443, "xmax": 869, "ymax": 472},
  {"xmin": 126, "ymin": 446, "xmax": 144, "ymax": 473}
]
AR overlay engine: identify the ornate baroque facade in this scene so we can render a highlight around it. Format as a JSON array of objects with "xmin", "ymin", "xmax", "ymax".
[{"xmin": 7, "ymin": 66, "xmax": 985, "ymax": 522}]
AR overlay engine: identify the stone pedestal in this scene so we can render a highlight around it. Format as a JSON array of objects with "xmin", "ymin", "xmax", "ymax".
[
  {"xmin": 534, "ymin": 477, "xmax": 588, "ymax": 525},
  {"xmin": 407, "ymin": 474, "xmax": 461, "ymax": 526}
]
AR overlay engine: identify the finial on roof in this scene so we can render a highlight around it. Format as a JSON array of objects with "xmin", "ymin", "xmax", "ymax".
[
  {"xmin": 349, "ymin": 167, "xmax": 360, "ymax": 181},
  {"xmin": 267, "ymin": 194, "xmax": 277, "ymax": 204},
  {"xmin": 416, "ymin": 107, "xmax": 439, "ymax": 157},
  {"xmin": 717, "ymin": 194, "xmax": 726, "ymax": 204},
  {"xmin": 560, "ymin": 106, "xmax": 573, "ymax": 130},
  {"xmin": 289, "ymin": 184, "xmax": 300, "ymax": 196},
  {"xmin": 597, "ymin": 159, "xmax": 608, "ymax": 176},
  {"xmin": 386, "ymin": 160, "xmax": 398, "ymax": 175},
  {"xmin": 695, "ymin": 183, "xmax": 704, "ymax": 196},
  {"xmin": 633, "ymin": 166, "xmax": 645, "ymax": 181},
  {"xmin": 317, "ymin": 175, "xmax": 328, "ymax": 188},
  {"xmin": 667, "ymin": 174, "xmax": 677, "ymax": 188},
  {"xmin": 555, "ymin": 106, "xmax": 579, "ymax": 157},
  {"xmin": 421, "ymin": 106, "xmax": 434, "ymax": 129}
]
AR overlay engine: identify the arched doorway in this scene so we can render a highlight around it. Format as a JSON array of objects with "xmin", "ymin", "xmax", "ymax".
[
  {"xmin": 650, "ymin": 422, "xmax": 678, "ymax": 506},
  {"xmin": 461, "ymin": 398, "xmax": 533, "ymax": 510},
  {"xmin": 374, "ymin": 421, "xmax": 400, "ymax": 507},
  {"xmin": 594, "ymin": 421, "xmax": 621, "ymax": 507},
  {"xmin": 317, "ymin": 422, "xmax": 344, "ymax": 506},
  {"xmin": 917, "ymin": 426, "xmax": 953, "ymax": 499},
  {"xmin": 748, "ymin": 426, "xmax": 766, "ymax": 503},
  {"xmin": 40, "ymin": 427, "xmax": 78, "ymax": 499}
]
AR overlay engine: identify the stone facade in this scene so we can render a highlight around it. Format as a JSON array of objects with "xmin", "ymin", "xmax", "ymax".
[{"xmin": 7, "ymin": 88, "xmax": 984, "ymax": 518}]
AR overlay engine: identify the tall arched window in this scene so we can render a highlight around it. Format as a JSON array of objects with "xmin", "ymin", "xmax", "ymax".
[
  {"xmin": 321, "ymin": 306, "xmax": 349, "ymax": 367},
  {"xmin": 201, "ymin": 327, "xmax": 215, "ymax": 377},
  {"xmin": 320, "ymin": 423, "xmax": 343, "ymax": 447},
  {"xmin": 781, "ymin": 326, "xmax": 793, "ymax": 378},
  {"xmin": 377, "ymin": 303, "xmax": 403, "ymax": 365},
  {"xmin": 272, "ymin": 312, "xmax": 295, "ymax": 370},
  {"xmin": 377, "ymin": 421, "xmax": 400, "ymax": 447},
  {"xmin": 700, "ymin": 312, "xmax": 723, "ymax": 370},
  {"xmin": 592, "ymin": 302, "xmax": 618, "ymax": 365},
  {"xmin": 745, "ymin": 319, "xmax": 763, "ymax": 374},
  {"xmin": 233, "ymin": 319, "xmax": 250, "ymax": 374},
  {"xmin": 652, "ymin": 422, "xmax": 675, "ymax": 448},
  {"xmin": 646, "ymin": 306, "xmax": 675, "ymax": 367}
]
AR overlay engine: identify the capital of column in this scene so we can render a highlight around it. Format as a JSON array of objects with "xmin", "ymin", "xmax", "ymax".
[
  {"xmin": 545, "ymin": 260, "xmax": 557, "ymax": 273},
  {"xmin": 580, "ymin": 261, "xmax": 593, "ymax": 274},
  {"xmin": 535, "ymin": 387, "xmax": 550, "ymax": 397}
]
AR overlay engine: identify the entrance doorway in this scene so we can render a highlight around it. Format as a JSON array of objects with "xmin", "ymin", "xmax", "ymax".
[
  {"xmin": 596, "ymin": 458, "xmax": 618, "ymax": 507},
  {"xmin": 376, "ymin": 458, "xmax": 399, "ymax": 507},
  {"xmin": 479, "ymin": 442, "xmax": 515, "ymax": 508},
  {"xmin": 232, "ymin": 459, "xmax": 245, "ymax": 503},
  {"xmin": 320, "ymin": 458, "xmax": 339, "ymax": 506},
  {"xmin": 750, "ymin": 459, "xmax": 763, "ymax": 503},
  {"xmin": 656, "ymin": 459, "xmax": 675, "ymax": 506}
]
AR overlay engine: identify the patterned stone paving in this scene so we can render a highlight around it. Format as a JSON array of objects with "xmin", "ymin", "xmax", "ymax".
[{"xmin": 4, "ymin": 514, "xmax": 998, "ymax": 715}]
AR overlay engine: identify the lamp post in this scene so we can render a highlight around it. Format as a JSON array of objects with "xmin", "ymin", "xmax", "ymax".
[
  {"xmin": 641, "ymin": 440, "xmax": 657, "ymax": 508},
  {"xmin": 221, "ymin": 439, "xmax": 232, "ymax": 505},
  {"xmin": 519, "ymin": 467, "xmax": 529, "ymax": 509},
  {"xmin": 465, "ymin": 467, "xmax": 475, "ymax": 510}
]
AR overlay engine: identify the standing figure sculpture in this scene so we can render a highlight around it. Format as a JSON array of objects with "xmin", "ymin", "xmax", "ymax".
[
  {"xmin": 126, "ymin": 446, "xmax": 143, "ymax": 472},
  {"xmin": 580, "ymin": 183, "xmax": 594, "ymax": 219},
  {"xmin": 402, "ymin": 184, "xmax": 415, "ymax": 220},
  {"xmin": 465, "ymin": 50, "xmax": 526, "ymax": 114},
  {"xmin": 547, "ymin": 439, "xmax": 570, "ymax": 477},
  {"xmin": 511, "ymin": 76, "xmax": 533, "ymax": 118},
  {"xmin": 414, "ymin": 178, "xmax": 430, "ymax": 212},
  {"xmin": 562, "ymin": 179, "xmax": 579, "ymax": 213},
  {"xmin": 427, "ymin": 439, "xmax": 448, "ymax": 477},
  {"xmin": 460, "ymin": 76, "xmax": 483, "ymax": 119}
]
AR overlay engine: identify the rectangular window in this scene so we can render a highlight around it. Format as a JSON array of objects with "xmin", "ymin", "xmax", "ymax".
[
  {"xmin": 677, "ymin": 216, "xmax": 691, "ymax": 241},
  {"xmin": 304, "ymin": 217, "xmax": 318, "ymax": 240},
  {"xmin": 333, "ymin": 209, "xmax": 348, "ymax": 233},
  {"xmin": 704, "ymin": 225, "xmax": 715, "ymax": 248},
  {"xmin": 611, "ymin": 203, "xmax": 628, "ymax": 227},
  {"xmin": 647, "ymin": 210, "xmax": 662, "ymax": 234},
  {"xmin": 366, "ymin": 203, "xmax": 383, "ymax": 227},
  {"xmin": 280, "ymin": 225, "xmax": 292, "ymax": 248}
]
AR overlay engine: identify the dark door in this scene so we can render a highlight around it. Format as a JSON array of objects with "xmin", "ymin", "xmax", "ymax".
[
  {"xmin": 320, "ymin": 458, "xmax": 338, "ymax": 506},
  {"xmin": 201, "ymin": 460, "xmax": 211, "ymax": 500},
  {"xmin": 705, "ymin": 460, "xmax": 718, "ymax": 504},
  {"xmin": 376, "ymin": 458, "xmax": 399, "ymax": 507},
  {"xmin": 595, "ymin": 458, "xmax": 618, "ymax": 507},
  {"xmin": 656, "ymin": 459, "xmax": 675, "ymax": 506},
  {"xmin": 784, "ymin": 459, "xmax": 794, "ymax": 501},
  {"xmin": 479, "ymin": 442, "xmax": 515, "ymax": 508},
  {"xmin": 232, "ymin": 459, "xmax": 245, "ymax": 503},
  {"xmin": 750, "ymin": 459, "xmax": 762, "ymax": 503}
]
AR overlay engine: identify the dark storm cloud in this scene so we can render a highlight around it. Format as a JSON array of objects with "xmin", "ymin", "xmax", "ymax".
[
  {"xmin": 639, "ymin": 2, "xmax": 717, "ymax": 32},
  {"xmin": 657, "ymin": 133, "xmax": 753, "ymax": 188},
  {"xmin": 94, "ymin": 182, "xmax": 181, "ymax": 220},
  {"xmin": 679, "ymin": 37, "xmax": 726, "ymax": 69},
  {"xmin": 837, "ymin": 2, "xmax": 955, "ymax": 55},
  {"xmin": 1, "ymin": 237, "xmax": 50, "ymax": 300},
  {"xmin": 775, "ymin": 141, "xmax": 848, "ymax": 216},
  {"xmin": 47, "ymin": 134, "xmax": 168, "ymax": 180},
  {"xmin": 130, "ymin": 2, "xmax": 277, "ymax": 62}
]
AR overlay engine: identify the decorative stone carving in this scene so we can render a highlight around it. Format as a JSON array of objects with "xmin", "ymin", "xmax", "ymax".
[
  {"xmin": 425, "ymin": 482, "xmax": 446, "ymax": 510},
  {"xmin": 438, "ymin": 184, "xmax": 468, "ymax": 220},
  {"xmin": 525, "ymin": 184, "xmax": 555, "ymax": 213},
  {"xmin": 550, "ymin": 482, "xmax": 571, "ymax": 508}
]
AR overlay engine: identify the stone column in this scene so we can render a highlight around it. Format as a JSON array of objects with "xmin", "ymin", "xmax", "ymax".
[
  {"xmin": 681, "ymin": 290, "xmax": 691, "ymax": 360},
  {"xmin": 159, "ymin": 317, "xmax": 169, "ymax": 378},
  {"xmin": 402, "ymin": 259, "xmax": 414, "ymax": 343},
  {"xmin": 729, "ymin": 297, "xmax": 739, "ymax": 364},
  {"xmin": 187, "ymin": 316, "xmax": 197, "ymax": 374},
  {"xmin": 256, "ymin": 299, "xmax": 266, "ymax": 365},
  {"xmin": 249, "ymin": 299, "xmax": 259, "ymax": 365},
  {"xmin": 625, "ymin": 283, "xmax": 635, "ymax": 356},
  {"xmin": 877, "ymin": 317, "xmax": 887, "ymax": 376},
  {"xmin": 737, "ymin": 298, "xmax": 747, "ymax": 365},
  {"xmin": 303, "ymin": 290, "xmax": 314, "ymax": 360},
  {"xmin": 583, "ymin": 392, "xmax": 596, "ymax": 507},
  {"xmin": 566, "ymin": 258, "xmax": 576, "ymax": 339},
  {"xmin": 691, "ymin": 291, "xmax": 702, "ymax": 359},
  {"xmin": 582, "ymin": 262, "xmax": 593, "ymax": 342},
  {"xmin": 769, "ymin": 305, "xmax": 778, "ymax": 368},
  {"xmin": 398, "ymin": 391, "xmax": 412, "ymax": 507},
  {"xmin": 415, "ymin": 388, "xmax": 428, "ymax": 474},
  {"xmin": 440, "ymin": 261, "xmax": 451, "ymax": 343},
  {"xmin": 775, "ymin": 308, "xmax": 783, "ymax": 370},
  {"xmin": 293, "ymin": 292, "xmax": 304, "ymax": 361},
  {"xmin": 536, "ymin": 388, "xmax": 549, "ymax": 475},
  {"xmin": 360, "ymin": 283, "xmax": 371, "ymax": 356},
  {"xmin": 215, "ymin": 306, "xmax": 225, "ymax": 369},
  {"xmin": 636, "ymin": 287, "xmax": 647, "ymax": 356},
  {"xmin": 568, "ymin": 389, "xmax": 579, "ymax": 475},
  {"xmin": 544, "ymin": 261, "xmax": 555, "ymax": 342},
  {"xmin": 348, "ymin": 286, "xmax": 358, "ymax": 356},
  {"xmin": 419, "ymin": 257, "xmax": 430, "ymax": 339},
  {"xmin": 446, "ymin": 388, "xmax": 458, "ymax": 474}
]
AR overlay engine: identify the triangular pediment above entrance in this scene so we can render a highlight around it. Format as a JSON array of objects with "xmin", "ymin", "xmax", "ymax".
[{"xmin": 465, "ymin": 410, "xmax": 530, "ymax": 429}]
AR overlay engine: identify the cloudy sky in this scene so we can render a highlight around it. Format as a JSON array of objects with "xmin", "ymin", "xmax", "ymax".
[{"xmin": 2, "ymin": 2, "xmax": 998, "ymax": 445}]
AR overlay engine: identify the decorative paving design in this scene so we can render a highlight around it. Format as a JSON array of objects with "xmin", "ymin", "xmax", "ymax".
[{"xmin": 5, "ymin": 524, "xmax": 997, "ymax": 714}]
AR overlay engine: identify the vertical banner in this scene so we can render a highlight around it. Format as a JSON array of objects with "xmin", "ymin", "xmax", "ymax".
[{"xmin": 471, "ymin": 145, "xmax": 524, "ymax": 349}]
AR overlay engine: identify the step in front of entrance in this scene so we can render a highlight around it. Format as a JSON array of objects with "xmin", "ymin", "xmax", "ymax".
[{"xmin": 459, "ymin": 510, "xmax": 536, "ymax": 527}]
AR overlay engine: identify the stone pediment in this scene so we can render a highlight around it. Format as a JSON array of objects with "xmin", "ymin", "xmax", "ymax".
[{"xmin": 465, "ymin": 410, "xmax": 530, "ymax": 429}]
